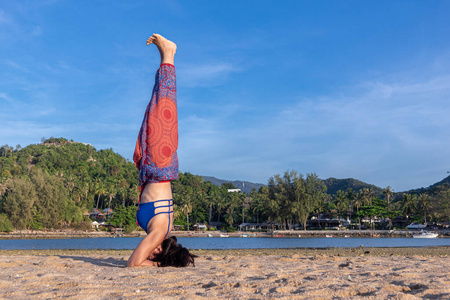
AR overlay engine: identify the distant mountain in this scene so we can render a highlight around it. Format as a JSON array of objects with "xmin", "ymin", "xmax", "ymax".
[
  {"xmin": 201, "ymin": 175, "xmax": 386, "ymax": 196},
  {"xmin": 406, "ymin": 175, "xmax": 450, "ymax": 194},
  {"xmin": 201, "ymin": 176, "xmax": 265, "ymax": 194},
  {"xmin": 428, "ymin": 175, "xmax": 450, "ymax": 189},
  {"xmin": 322, "ymin": 177, "xmax": 384, "ymax": 196}
]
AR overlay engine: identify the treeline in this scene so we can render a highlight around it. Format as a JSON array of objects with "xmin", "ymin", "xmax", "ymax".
[
  {"xmin": 0, "ymin": 138, "xmax": 139, "ymax": 231},
  {"xmin": 0, "ymin": 139, "xmax": 449, "ymax": 232},
  {"xmin": 173, "ymin": 170, "xmax": 449, "ymax": 231}
]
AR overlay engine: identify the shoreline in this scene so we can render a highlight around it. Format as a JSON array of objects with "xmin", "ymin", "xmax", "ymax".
[
  {"xmin": 1, "ymin": 228, "xmax": 449, "ymax": 240},
  {"xmin": 1, "ymin": 246, "xmax": 449, "ymax": 257}
]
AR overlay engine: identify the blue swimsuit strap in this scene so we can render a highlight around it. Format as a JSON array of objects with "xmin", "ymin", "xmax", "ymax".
[{"xmin": 152, "ymin": 199, "xmax": 173, "ymax": 237}]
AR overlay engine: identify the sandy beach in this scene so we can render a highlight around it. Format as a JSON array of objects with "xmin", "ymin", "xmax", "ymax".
[{"xmin": 0, "ymin": 247, "xmax": 449, "ymax": 299}]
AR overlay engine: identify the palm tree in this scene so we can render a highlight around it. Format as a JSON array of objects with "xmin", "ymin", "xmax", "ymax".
[
  {"xmin": 107, "ymin": 184, "xmax": 116, "ymax": 209},
  {"xmin": 94, "ymin": 181, "xmax": 105, "ymax": 209},
  {"xmin": 333, "ymin": 190, "xmax": 348, "ymax": 221},
  {"xmin": 206, "ymin": 195, "xmax": 215, "ymax": 225},
  {"xmin": 205, "ymin": 186, "xmax": 220, "ymax": 225},
  {"xmin": 361, "ymin": 188, "xmax": 373, "ymax": 206},
  {"xmin": 226, "ymin": 204, "xmax": 236, "ymax": 226},
  {"xmin": 401, "ymin": 193, "xmax": 416, "ymax": 219},
  {"xmin": 383, "ymin": 186, "xmax": 393, "ymax": 212},
  {"xmin": 353, "ymin": 191, "xmax": 363, "ymax": 228},
  {"xmin": 225, "ymin": 191, "xmax": 241, "ymax": 227},
  {"xmin": 181, "ymin": 196, "xmax": 192, "ymax": 231},
  {"xmin": 250, "ymin": 189, "xmax": 264, "ymax": 224},
  {"xmin": 241, "ymin": 193, "xmax": 250, "ymax": 225},
  {"xmin": 417, "ymin": 193, "xmax": 431, "ymax": 224}
]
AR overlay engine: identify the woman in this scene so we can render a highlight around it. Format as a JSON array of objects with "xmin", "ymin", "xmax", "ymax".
[{"xmin": 127, "ymin": 34, "xmax": 196, "ymax": 267}]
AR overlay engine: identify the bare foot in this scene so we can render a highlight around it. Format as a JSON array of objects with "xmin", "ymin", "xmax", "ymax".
[{"xmin": 146, "ymin": 34, "xmax": 177, "ymax": 65}]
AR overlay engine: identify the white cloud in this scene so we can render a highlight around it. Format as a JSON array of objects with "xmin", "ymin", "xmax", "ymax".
[
  {"xmin": 0, "ymin": 92, "xmax": 14, "ymax": 103},
  {"xmin": 177, "ymin": 63, "xmax": 240, "ymax": 88}
]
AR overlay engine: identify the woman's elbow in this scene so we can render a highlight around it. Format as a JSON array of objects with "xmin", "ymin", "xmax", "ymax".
[{"xmin": 127, "ymin": 259, "xmax": 139, "ymax": 267}]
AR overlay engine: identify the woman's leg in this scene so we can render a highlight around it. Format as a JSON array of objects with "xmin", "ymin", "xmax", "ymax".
[{"xmin": 134, "ymin": 34, "xmax": 179, "ymax": 192}]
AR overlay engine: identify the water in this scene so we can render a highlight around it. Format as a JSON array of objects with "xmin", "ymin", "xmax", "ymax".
[{"xmin": 1, "ymin": 237, "xmax": 449, "ymax": 250}]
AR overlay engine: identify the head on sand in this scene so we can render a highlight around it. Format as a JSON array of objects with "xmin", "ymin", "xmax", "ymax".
[{"xmin": 151, "ymin": 236, "xmax": 197, "ymax": 267}]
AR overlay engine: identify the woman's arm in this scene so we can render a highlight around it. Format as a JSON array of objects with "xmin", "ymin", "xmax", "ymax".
[{"xmin": 127, "ymin": 228, "xmax": 165, "ymax": 267}]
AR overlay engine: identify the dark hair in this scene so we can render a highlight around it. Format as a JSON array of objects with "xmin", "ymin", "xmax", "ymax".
[{"xmin": 152, "ymin": 236, "xmax": 197, "ymax": 267}]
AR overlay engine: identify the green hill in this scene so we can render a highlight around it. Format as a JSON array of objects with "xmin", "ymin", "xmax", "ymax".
[
  {"xmin": 322, "ymin": 177, "xmax": 384, "ymax": 196},
  {"xmin": 0, "ymin": 137, "xmax": 140, "ymax": 230}
]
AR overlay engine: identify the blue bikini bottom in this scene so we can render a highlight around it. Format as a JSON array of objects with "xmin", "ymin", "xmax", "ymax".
[{"xmin": 136, "ymin": 199, "xmax": 173, "ymax": 236}]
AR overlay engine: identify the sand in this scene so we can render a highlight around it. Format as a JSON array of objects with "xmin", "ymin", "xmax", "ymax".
[{"xmin": 0, "ymin": 247, "xmax": 449, "ymax": 299}]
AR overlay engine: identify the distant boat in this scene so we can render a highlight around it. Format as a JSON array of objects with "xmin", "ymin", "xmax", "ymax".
[
  {"xmin": 240, "ymin": 233, "xmax": 248, "ymax": 237},
  {"xmin": 298, "ymin": 234, "xmax": 302, "ymax": 238},
  {"xmin": 207, "ymin": 233, "xmax": 213, "ymax": 238},
  {"xmin": 412, "ymin": 231, "xmax": 438, "ymax": 239},
  {"xmin": 344, "ymin": 235, "xmax": 350, "ymax": 238},
  {"xmin": 220, "ymin": 234, "xmax": 229, "ymax": 238},
  {"xmin": 325, "ymin": 234, "xmax": 333, "ymax": 238}
]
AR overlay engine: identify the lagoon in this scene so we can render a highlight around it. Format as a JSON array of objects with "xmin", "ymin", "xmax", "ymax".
[{"xmin": 1, "ymin": 237, "xmax": 449, "ymax": 250}]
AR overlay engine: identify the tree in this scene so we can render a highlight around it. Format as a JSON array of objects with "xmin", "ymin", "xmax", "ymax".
[
  {"xmin": 401, "ymin": 193, "xmax": 416, "ymax": 219},
  {"xmin": 434, "ymin": 184, "xmax": 450, "ymax": 222},
  {"xmin": 94, "ymin": 181, "xmax": 105, "ymax": 209},
  {"xmin": 106, "ymin": 183, "xmax": 116, "ymax": 209},
  {"xmin": 353, "ymin": 191, "xmax": 364, "ymax": 228},
  {"xmin": 333, "ymin": 190, "xmax": 348, "ymax": 221},
  {"xmin": 357, "ymin": 197, "xmax": 387, "ymax": 230},
  {"xmin": 250, "ymin": 188, "xmax": 265, "ymax": 224},
  {"xmin": 205, "ymin": 185, "xmax": 220, "ymax": 224},
  {"xmin": 0, "ymin": 214, "xmax": 14, "ymax": 232},
  {"xmin": 361, "ymin": 188, "xmax": 374, "ymax": 206},
  {"xmin": 224, "ymin": 190, "xmax": 241, "ymax": 227},
  {"xmin": 417, "ymin": 193, "xmax": 431, "ymax": 224},
  {"xmin": 3, "ymin": 178, "xmax": 37, "ymax": 229},
  {"xmin": 110, "ymin": 205, "xmax": 137, "ymax": 233},
  {"xmin": 181, "ymin": 196, "xmax": 192, "ymax": 231},
  {"xmin": 293, "ymin": 172, "xmax": 326, "ymax": 231},
  {"xmin": 383, "ymin": 186, "xmax": 393, "ymax": 211},
  {"xmin": 266, "ymin": 174, "xmax": 288, "ymax": 229}
]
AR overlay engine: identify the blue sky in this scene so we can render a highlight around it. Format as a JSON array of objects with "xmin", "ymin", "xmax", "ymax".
[{"xmin": 1, "ymin": 1, "xmax": 450, "ymax": 192}]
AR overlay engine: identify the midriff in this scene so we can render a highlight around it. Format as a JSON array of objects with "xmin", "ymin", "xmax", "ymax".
[{"xmin": 140, "ymin": 182, "xmax": 172, "ymax": 203}]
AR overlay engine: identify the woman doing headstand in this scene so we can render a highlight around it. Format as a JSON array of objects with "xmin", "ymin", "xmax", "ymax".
[{"xmin": 127, "ymin": 34, "xmax": 196, "ymax": 267}]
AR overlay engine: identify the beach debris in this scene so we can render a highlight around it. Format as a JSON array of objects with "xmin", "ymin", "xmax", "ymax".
[
  {"xmin": 348, "ymin": 275, "xmax": 352, "ymax": 281},
  {"xmin": 202, "ymin": 281, "xmax": 217, "ymax": 289},
  {"xmin": 247, "ymin": 276, "xmax": 266, "ymax": 281},
  {"xmin": 291, "ymin": 288, "xmax": 304, "ymax": 294},
  {"xmin": 338, "ymin": 261, "xmax": 352, "ymax": 268}
]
